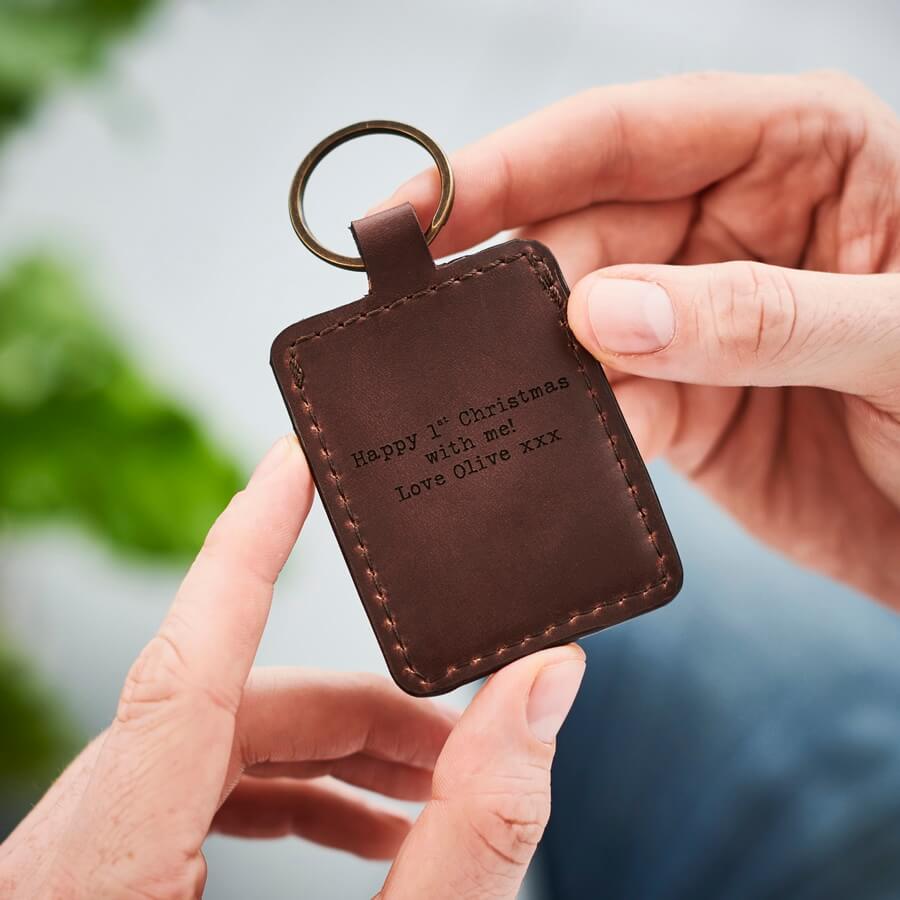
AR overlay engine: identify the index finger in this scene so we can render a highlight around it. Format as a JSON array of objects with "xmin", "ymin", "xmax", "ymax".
[
  {"xmin": 119, "ymin": 435, "xmax": 314, "ymax": 719},
  {"xmin": 383, "ymin": 73, "xmax": 812, "ymax": 257},
  {"xmin": 165, "ymin": 434, "xmax": 313, "ymax": 706},
  {"xmin": 54, "ymin": 437, "xmax": 314, "ymax": 884}
]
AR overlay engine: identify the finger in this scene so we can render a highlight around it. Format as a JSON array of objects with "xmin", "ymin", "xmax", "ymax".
[
  {"xmin": 116, "ymin": 437, "xmax": 313, "ymax": 779},
  {"xmin": 56, "ymin": 438, "xmax": 314, "ymax": 887},
  {"xmin": 513, "ymin": 197, "xmax": 692, "ymax": 397},
  {"xmin": 513, "ymin": 198, "xmax": 694, "ymax": 284},
  {"xmin": 380, "ymin": 73, "xmax": 841, "ymax": 256},
  {"xmin": 249, "ymin": 755, "xmax": 433, "ymax": 802},
  {"xmin": 145, "ymin": 435, "xmax": 314, "ymax": 709},
  {"xmin": 610, "ymin": 376, "xmax": 755, "ymax": 480},
  {"xmin": 380, "ymin": 645, "xmax": 585, "ymax": 900},
  {"xmin": 611, "ymin": 376, "xmax": 682, "ymax": 462},
  {"xmin": 231, "ymin": 668, "xmax": 455, "ymax": 790},
  {"xmin": 212, "ymin": 777, "xmax": 411, "ymax": 860},
  {"xmin": 115, "ymin": 436, "xmax": 313, "ymax": 737},
  {"xmin": 568, "ymin": 261, "xmax": 900, "ymax": 398}
]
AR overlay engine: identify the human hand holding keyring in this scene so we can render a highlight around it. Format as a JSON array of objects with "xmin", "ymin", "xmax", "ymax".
[
  {"xmin": 12, "ymin": 67, "xmax": 899, "ymax": 897},
  {"xmin": 382, "ymin": 74, "xmax": 900, "ymax": 608}
]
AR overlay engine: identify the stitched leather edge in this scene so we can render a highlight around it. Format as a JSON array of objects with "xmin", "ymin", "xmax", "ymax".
[{"xmin": 289, "ymin": 249, "xmax": 671, "ymax": 687}]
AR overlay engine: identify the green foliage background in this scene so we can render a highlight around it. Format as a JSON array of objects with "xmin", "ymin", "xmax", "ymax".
[
  {"xmin": 0, "ymin": 257, "xmax": 243, "ymax": 558},
  {"xmin": 0, "ymin": 0, "xmax": 245, "ymax": 813},
  {"xmin": 0, "ymin": 0, "xmax": 160, "ymax": 139}
]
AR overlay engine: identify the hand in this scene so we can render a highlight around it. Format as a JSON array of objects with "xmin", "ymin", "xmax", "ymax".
[
  {"xmin": 386, "ymin": 71, "xmax": 900, "ymax": 606},
  {"xmin": 0, "ymin": 436, "xmax": 585, "ymax": 899}
]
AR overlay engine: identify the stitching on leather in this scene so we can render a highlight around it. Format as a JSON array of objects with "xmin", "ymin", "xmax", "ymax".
[
  {"xmin": 295, "ymin": 392, "xmax": 421, "ymax": 679},
  {"xmin": 289, "ymin": 250, "xmax": 670, "ymax": 686},
  {"xmin": 289, "ymin": 253, "xmax": 526, "ymax": 347},
  {"xmin": 526, "ymin": 253, "xmax": 666, "ymax": 565}
]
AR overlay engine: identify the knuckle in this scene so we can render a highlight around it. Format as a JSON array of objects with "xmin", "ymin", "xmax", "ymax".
[
  {"xmin": 116, "ymin": 628, "xmax": 237, "ymax": 728},
  {"xmin": 758, "ymin": 72, "xmax": 871, "ymax": 162},
  {"xmin": 117, "ymin": 633, "xmax": 189, "ymax": 725},
  {"xmin": 763, "ymin": 96, "xmax": 865, "ymax": 162},
  {"xmin": 705, "ymin": 262, "xmax": 799, "ymax": 368},
  {"xmin": 796, "ymin": 71, "xmax": 875, "ymax": 148},
  {"xmin": 459, "ymin": 770, "xmax": 552, "ymax": 873}
]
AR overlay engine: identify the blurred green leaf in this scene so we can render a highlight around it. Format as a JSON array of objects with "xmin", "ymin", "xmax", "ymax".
[
  {"xmin": 0, "ymin": 0, "xmax": 159, "ymax": 138},
  {"xmin": 0, "ymin": 255, "xmax": 244, "ymax": 559}
]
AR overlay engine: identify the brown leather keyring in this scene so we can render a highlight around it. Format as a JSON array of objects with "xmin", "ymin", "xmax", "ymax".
[
  {"xmin": 288, "ymin": 120, "xmax": 455, "ymax": 271},
  {"xmin": 273, "ymin": 121, "xmax": 682, "ymax": 696}
]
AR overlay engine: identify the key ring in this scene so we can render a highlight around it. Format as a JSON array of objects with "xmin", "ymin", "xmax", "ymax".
[{"xmin": 289, "ymin": 120, "xmax": 455, "ymax": 271}]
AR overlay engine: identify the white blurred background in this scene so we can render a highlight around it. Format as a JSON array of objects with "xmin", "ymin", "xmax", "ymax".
[{"xmin": 2, "ymin": 1, "xmax": 899, "ymax": 896}]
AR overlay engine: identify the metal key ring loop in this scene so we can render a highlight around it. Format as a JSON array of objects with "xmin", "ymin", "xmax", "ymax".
[{"xmin": 289, "ymin": 120, "xmax": 455, "ymax": 271}]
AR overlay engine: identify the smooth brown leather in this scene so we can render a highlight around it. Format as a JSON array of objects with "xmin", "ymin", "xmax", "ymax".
[{"xmin": 271, "ymin": 203, "xmax": 682, "ymax": 696}]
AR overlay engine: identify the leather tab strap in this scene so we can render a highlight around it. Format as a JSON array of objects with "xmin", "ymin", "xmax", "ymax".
[{"xmin": 351, "ymin": 203, "xmax": 436, "ymax": 298}]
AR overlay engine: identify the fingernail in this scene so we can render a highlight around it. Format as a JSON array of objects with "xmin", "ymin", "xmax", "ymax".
[
  {"xmin": 249, "ymin": 435, "xmax": 295, "ymax": 483},
  {"xmin": 587, "ymin": 277, "xmax": 675, "ymax": 354},
  {"xmin": 527, "ymin": 658, "xmax": 586, "ymax": 744}
]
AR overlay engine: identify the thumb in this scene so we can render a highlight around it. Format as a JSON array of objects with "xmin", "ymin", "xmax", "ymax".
[
  {"xmin": 568, "ymin": 260, "xmax": 900, "ymax": 398},
  {"xmin": 379, "ymin": 645, "xmax": 585, "ymax": 900}
]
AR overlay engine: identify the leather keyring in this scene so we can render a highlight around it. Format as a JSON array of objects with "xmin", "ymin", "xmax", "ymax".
[{"xmin": 272, "ymin": 121, "xmax": 683, "ymax": 696}]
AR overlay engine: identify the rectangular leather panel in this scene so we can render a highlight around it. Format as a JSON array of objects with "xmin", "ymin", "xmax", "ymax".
[{"xmin": 271, "ymin": 238, "xmax": 682, "ymax": 695}]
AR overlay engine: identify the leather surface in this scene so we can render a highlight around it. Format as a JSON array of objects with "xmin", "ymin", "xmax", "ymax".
[{"xmin": 271, "ymin": 203, "xmax": 682, "ymax": 695}]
